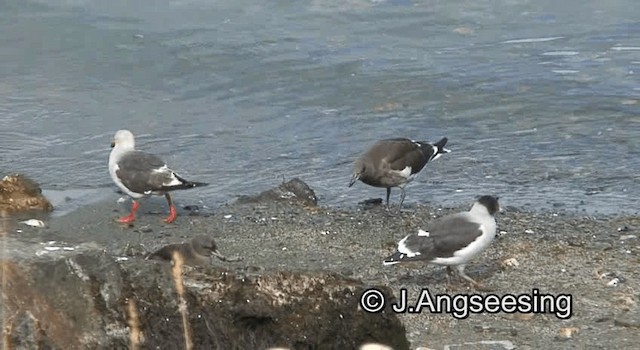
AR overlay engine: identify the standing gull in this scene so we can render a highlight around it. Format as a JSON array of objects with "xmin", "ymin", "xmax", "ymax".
[
  {"xmin": 109, "ymin": 130, "xmax": 208, "ymax": 224},
  {"xmin": 349, "ymin": 137, "xmax": 450, "ymax": 210},
  {"xmin": 383, "ymin": 195, "xmax": 500, "ymax": 287}
]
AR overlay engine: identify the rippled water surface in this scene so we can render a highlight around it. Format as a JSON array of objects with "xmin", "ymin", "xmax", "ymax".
[{"xmin": 1, "ymin": 0, "xmax": 639, "ymax": 215}]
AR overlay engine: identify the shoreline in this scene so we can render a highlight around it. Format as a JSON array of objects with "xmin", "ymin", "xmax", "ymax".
[{"xmin": 4, "ymin": 181, "xmax": 640, "ymax": 349}]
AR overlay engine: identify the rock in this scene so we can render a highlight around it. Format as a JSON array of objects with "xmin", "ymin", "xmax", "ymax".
[
  {"xmin": 359, "ymin": 198, "xmax": 383, "ymax": 210},
  {"xmin": 1, "ymin": 252, "xmax": 409, "ymax": 349},
  {"xmin": 443, "ymin": 340, "xmax": 516, "ymax": 349},
  {"xmin": 512, "ymin": 313, "xmax": 535, "ymax": 321},
  {"xmin": 236, "ymin": 178, "xmax": 318, "ymax": 207},
  {"xmin": 501, "ymin": 257, "xmax": 519, "ymax": 268},
  {"xmin": 556, "ymin": 327, "xmax": 579, "ymax": 340},
  {"xmin": 360, "ymin": 343, "xmax": 394, "ymax": 350},
  {"xmin": 614, "ymin": 316, "xmax": 640, "ymax": 329},
  {"xmin": 0, "ymin": 174, "xmax": 53, "ymax": 213}
]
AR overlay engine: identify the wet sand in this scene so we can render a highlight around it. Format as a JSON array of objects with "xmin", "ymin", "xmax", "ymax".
[{"xmin": 8, "ymin": 187, "xmax": 640, "ymax": 349}]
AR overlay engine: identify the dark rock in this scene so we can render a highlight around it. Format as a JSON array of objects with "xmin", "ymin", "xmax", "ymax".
[
  {"xmin": 0, "ymin": 174, "xmax": 53, "ymax": 213},
  {"xmin": 236, "ymin": 178, "xmax": 318, "ymax": 207},
  {"xmin": 614, "ymin": 316, "xmax": 640, "ymax": 329},
  {"xmin": 359, "ymin": 198, "xmax": 384, "ymax": 210},
  {"xmin": 617, "ymin": 225, "xmax": 630, "ymax": 232},
  {"xmin": 1, "ymin": 252, "xmax": 408, "ymax": 349}
]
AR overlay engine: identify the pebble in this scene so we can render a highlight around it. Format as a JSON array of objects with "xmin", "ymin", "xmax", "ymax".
[
  {"xmin": 136, "ymin": 225, "xmax": 152, "ymax": 233},
  {"xmin": 20, "ymin": 219, "xmax": 45, "ymax": 227},
  {"xmin": 617, "ymin": 225, "xmax": 630, "ymax": 232},
  {"xmin": 443, "ymin": 340, "xmax": 516, "ymax": 350},
  {"xmin": 501, "ymin": 258, "xmax": 519, "ymax": 268},
  {"xmin": 556, "ymin": 327, "xmax": 579, "ymax": 340},
  {"xmin": 224, "ymin": 214, "xmax": 232, "ymax": 219},
  {"xmin": 513, "ymin": 313, "xmax": 535, "ymax": 321},
  {"xmin": 359, "ymin": 344, "xmax": 393, "ymax": 350},
  {"xmin": 524, "ymin": 229, "xmax": 535, "ymax": 234}
]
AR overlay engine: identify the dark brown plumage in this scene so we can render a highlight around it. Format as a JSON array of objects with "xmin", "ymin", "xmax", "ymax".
[
  {"xmin": 349, "ymin": 137, "xmax": 449, "ymax": 209},
  {"xmin": 147, "ymin": 235, "xmax": 232, "ymax": 266}
]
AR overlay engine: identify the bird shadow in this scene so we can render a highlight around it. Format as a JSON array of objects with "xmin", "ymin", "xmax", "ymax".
[{"xmin": 392, "ymin": 262, "xmax": 502, "ymax": 292}]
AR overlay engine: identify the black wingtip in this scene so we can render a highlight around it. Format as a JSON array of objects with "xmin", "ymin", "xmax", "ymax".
[
  {"xmin": 434, "ymin": 137, "xmax": 450, "ymax": 155},
  {"xmin": 173, "ymin": 173, "xmax": 209, "ymax": 188},
  {"xmin": 435, "ymin": 137, "xmax": 447, "ymax": 146},
  {"xmin": 382, "ymin": 252, "xmax": 403, "ymax": 266}
]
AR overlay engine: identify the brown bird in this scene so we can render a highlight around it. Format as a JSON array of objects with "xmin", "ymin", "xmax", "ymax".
[
  {"xmin": 146, "ymin": 235, "xmax": 239, "ymax": 266},
  {"xmin": 349, "ymin": 137, "xmax": 449, "ymax": 210}
]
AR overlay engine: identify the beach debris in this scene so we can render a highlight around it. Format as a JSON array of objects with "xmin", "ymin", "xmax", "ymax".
[
  {"xmin": 598, "ymin": 270, "xmax": 626, "ymax": 287},
  {"xmin": 132, "ymin": 225, "xmax": 152, "ymax": 234},
  {"xmin": 116, "ymin": 197, "xmax": 127, "ymax": 204},
  {"xmin": 607, "ymin": 278, "xmax": 621, "ymax": 287},
  {"xmin": 501, "ymin": 257, "xmax": 520, "ymax": 268},
  {"xmin": 617, "ymin": 225, "xmax": 630, "ymax": 232},
  {"xmin": 524, "ymin": 229, "xmax": 535, "ymax": 234},
  {"xmin": 513, "ymin": 313, "xmax": 535, "ymax": 321},
  {"xmin": 557, "ymin": 327, "xmax": 579, "ymax": 339},
  {"xmin": 360, "ymin": 343, "xmax": 394, "ymax": 350},
  {"xmin": 20, "ymin": 219, "xmax": 45, "ymax": 227},
  {"xmin": 35, "ymin": 241, "xmax": 76, "ymax": 256},
  {"xmin": 224, "ymin": 214, "xmax": 232, "ymax": 219}
]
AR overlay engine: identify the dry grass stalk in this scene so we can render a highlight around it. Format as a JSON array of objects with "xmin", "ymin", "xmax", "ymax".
[
  {"xmin": 1, "ymin": 209, "xmax": 9, "ymax": 350},
  {"xmin": 171, "ymin": 251, "xmax": 193, "ymax": 350},
  {"xmin": 127, "ymin": 298, "xmax": 141, "ymax": 350}
]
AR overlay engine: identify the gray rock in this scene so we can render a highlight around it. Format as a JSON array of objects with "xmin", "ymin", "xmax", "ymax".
[{"xmin": 1, "ymin": 252, "xmax": 409, "ymax": 349}]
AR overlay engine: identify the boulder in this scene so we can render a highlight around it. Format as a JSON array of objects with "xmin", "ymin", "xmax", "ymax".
[
  {"xmin": 236, "ymin": 178, "xmax": 318, "ymax": 207},
  {"xmin": 0, "ymin": 174, "xmax": 53, "ymax": 213},
  {"xmin": 1, "ymin": 252, "xmax": 409, "ymax": 349}
]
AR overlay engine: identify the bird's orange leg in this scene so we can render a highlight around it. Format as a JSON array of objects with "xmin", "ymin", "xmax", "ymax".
[
  {"xmin": 118, "ymin": 200, "xmax": 139, "ymax": 224},
  {"xmin": 164, "ymin": 193, "xmax": 178, "ymax": 224}
]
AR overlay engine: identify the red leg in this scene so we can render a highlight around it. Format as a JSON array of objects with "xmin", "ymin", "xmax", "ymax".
[
  {"xmin": 118, "ymin": 200, "xmax": 139, "ymax": 224},
  {"xmin": 163, "ymin": 193, "xmax": 178, "ymax": 224}
]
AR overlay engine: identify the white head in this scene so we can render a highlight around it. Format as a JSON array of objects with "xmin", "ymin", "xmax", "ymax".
[{"xmin": 111, "ymin": 130, "xmax": 135, "ymax": 150}]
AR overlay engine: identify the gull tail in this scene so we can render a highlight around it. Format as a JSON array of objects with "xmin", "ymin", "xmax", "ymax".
[
  {"xmin": 422, "ymin": 137, "xmax": 450, "ymax": 162},
  {"xmin": 163, "ymin": 173, "xmax": 209, "ymax": 191},
  {"xmin": 433, "ymin": 137, "xmax": 450, "ymax": 155},
  {"xmin": 383, "ymin": 252, "xmax": 405, "ymax": 266}
]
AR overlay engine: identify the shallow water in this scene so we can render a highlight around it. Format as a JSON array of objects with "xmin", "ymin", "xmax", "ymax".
[{"xmin": 1, "ymin": 0, "xmax": 639, "ymax": 216}]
